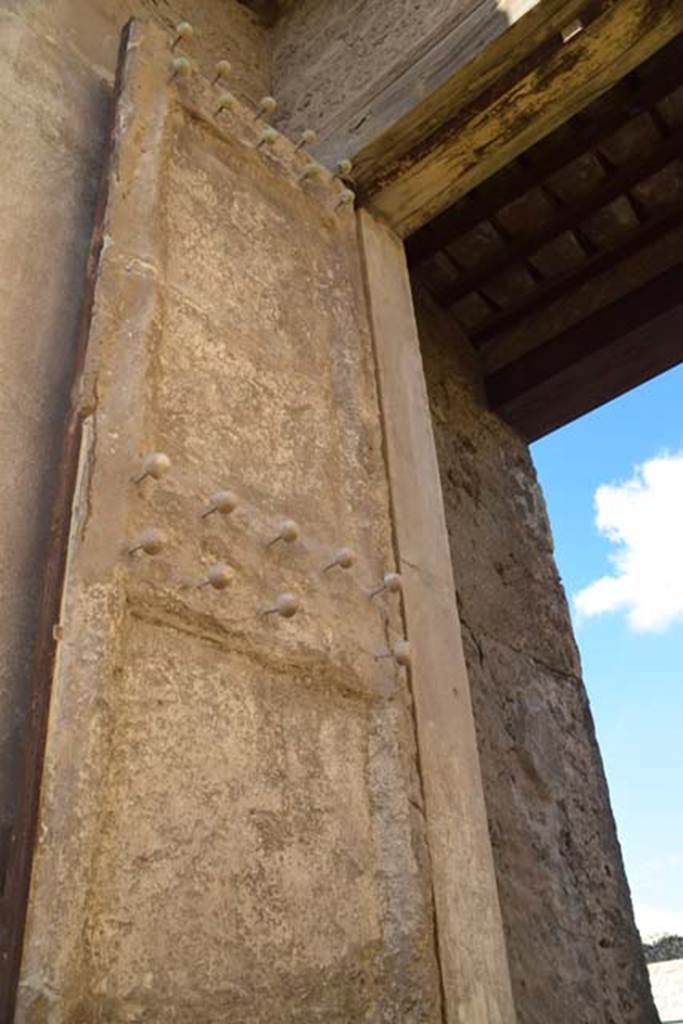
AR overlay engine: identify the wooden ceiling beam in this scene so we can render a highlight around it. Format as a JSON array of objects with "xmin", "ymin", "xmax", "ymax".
[
  {"xmin": 354, "ymin": 0, "xmax": 683, "ymax": 238},
  {"xmin": 492, "ymin": 301, "xmax": 683, "ymax": 440},
  {"xmin": 486, "ymin": 262, "xmax": 683, "ymax": 440},
  {"xmin": 472, "ymin": 207, "xmax": 683, "ymax": 345},
  {"xmin": 406, "ymin": 37, "xmax": 683, "ymax": 267},
  {"xmin": 435, "ymin": 126, "xmax": 683, "ymax": 307}
]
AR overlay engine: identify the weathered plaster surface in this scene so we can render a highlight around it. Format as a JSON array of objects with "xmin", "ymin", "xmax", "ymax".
[
  {"xmin": 16, "ymin": 23, "xmax": 441, "ymax": 1022},
  {"xmin": 0, "ymin": 0, "xmax": 268, "ymax": 947},
  {"xmin": 416, "ymin": 288, "xmax": 658, "ymax": 1024}
]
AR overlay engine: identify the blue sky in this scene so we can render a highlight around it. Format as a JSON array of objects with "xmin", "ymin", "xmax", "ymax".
[{"xmin": 532, "ymin": 363, "xmax": 683, "ymax": 940}]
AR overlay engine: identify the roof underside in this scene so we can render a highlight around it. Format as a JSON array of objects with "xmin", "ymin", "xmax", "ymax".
[{"xmin": 408, "ymin": 34, "xmax": 683, "ymax": 441}]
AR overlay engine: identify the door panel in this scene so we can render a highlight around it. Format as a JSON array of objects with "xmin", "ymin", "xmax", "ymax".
[{"xmin": 16, "ymin": 20, "xmax": 440, "ymax": 1023}]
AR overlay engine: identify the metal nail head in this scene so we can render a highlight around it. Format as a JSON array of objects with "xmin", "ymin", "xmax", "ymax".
[
  {"xmin": 323, "ymin": 546, "xmax": 355, "ymax": 572},
  {"xmin": 213, "ymin": 59, "xmax": 232, "ymax": 84},
  {"xmin": 171, "ymin": 56, "xmax": 192, "ymax": 80},
  {"xmin": 266, "ymin": 519, "xmax": 300, "ymax": 548},
  {"xmin": 215, "ymin": 92, "xmax": 236, "ymax": 116},
  {"xmin": 198, "ymin": 562, "xmax": 234, "ymax": 590},
  {"xmin": 263, "ymin": 592, "xmax": 300, "ymax": 618},
  {"xmin": 299, "ymin": 163, "xmax": 322, "ymax": 183},
  {"xmin": 129, "ymin": 527, "xmax": 167, "ymax": 556},
  {"xmin": 256, "ymin": 127, "xmax": 278, "ymax": 150},
  {"xmin": 254, "ymin": 96, "xmax": 277, "ymax": 121},
  {"xmin": 134, "ymin": 452, "xmax": 171, "ymax": 485},
  {"xmin": 335, "ymin": 189, "xmax": 355, "ymax": 212},
  {"xmin": 369, "ymin": 572, "xmax": 402, "ymax": 599},
  {"xmin": 172, "ymin": 22, "xmax": 194, "ymax": 49},
  {"xmin": 295, "ymin": 129, "xmax": 317, "ymax": 152},
  {"xmin": 201, "ymin": 490, "xmax": 239, "ymax": 519},
  {"xmin": 376, "ymin": 640, "xmax": 412, "ymax": 667}
]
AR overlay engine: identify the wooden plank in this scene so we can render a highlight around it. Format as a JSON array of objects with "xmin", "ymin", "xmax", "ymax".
[
  {"xmin": 406, "ymin": 35, "xmax": 683, "ymax": 266},
  {"xmin": 0, "ymin": 23, "xmax": 133, "ymax": 1022},
  {"xmin": 496, "ymin": 301, "xmax": 683, "ymax": 440},
  {"xmin": 358, "ymin": 208, "xmax": 517, "ymax": 1024},
  {"xmin": 487, "ymin": 262, "xmax": 683, "ymax": 439},
  {"xmin": 354, "ymin": 0, "xmax": 683, "ymax": 237}
]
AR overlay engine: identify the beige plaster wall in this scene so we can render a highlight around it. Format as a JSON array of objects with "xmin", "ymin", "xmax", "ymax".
[
  {"xmin": 16, "ymin": 22, "xmax": 441, "ymax": 1021},
  {"xmin": 416, "ymin": 287, "xmax": 658, "ymax": 1024},
  {"xmin": 0, "ymin": 0, "xmax": 269, "ymax": 932}
]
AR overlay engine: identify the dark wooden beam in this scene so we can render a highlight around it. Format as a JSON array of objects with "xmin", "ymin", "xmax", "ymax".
[
  {"xmin": 353, "ymin": 0, "xmax": 683, "ymax": 237},
  {"xmin": 406, "ymin": 36, "xmax": 683, "ymax": 266},
  {"xmin": 435, "ymin": 126, "xmax": 683, "ymax": 307},
  {"xmin": 486, "ymin": 262, "xmax": 683, "ymax": 440},
  {"xmin": 472, "ymin": 207, "xmax": 683, "ymax": 345},
  {"xmin": 495, "ymin": 302, "xmax": 683, "ymax": 440}
]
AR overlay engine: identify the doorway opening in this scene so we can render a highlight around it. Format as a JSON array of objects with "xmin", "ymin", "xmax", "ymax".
[
  {"xmin": 407, "ymin": 31, "xmax": 683, "ymax": 1023},
  {"xmin": 533, "ymin": 367, "xmax": 683, "ymax": 1021}
]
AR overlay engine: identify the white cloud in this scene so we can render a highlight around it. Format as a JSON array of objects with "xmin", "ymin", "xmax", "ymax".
[
  {"xmin": 635, "ymin": 901, "xmax": 683, "ymax": 941},
  {"xmin": 574, "ymin": 452, "xmax": 683, "ymax": 632}
]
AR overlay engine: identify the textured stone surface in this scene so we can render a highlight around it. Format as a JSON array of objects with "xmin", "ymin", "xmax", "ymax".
[
  {"xmin": 0, "ymin": 0, "xmax": 268, "ymax": 940},
  {"xmin": 16, "ymin": 23, "xmax": 441, "ymax": 1022},
  {"xmin": 272, "ymin": 0, "xmax": 475, "ymax": 138},
  {"xmin": 416, "ymin": 286, "xmax": 658, "ymax": 1024}
]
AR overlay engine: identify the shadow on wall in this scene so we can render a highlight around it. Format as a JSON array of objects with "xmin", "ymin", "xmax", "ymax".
[{"xmin": 0, "ymin": 10, "xmax": 112, "ymax": 929}]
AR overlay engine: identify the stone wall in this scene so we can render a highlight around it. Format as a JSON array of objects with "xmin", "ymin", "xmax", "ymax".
[
  {"xmin": 15, "ymin": 22, "xmax": 441, "ymax": 1021},
  {"xmin": 415, "ymin": 285, "xmax": 658, "ymax": 1024},
  {"xmin": 272, "ymin": 0, "xmax": 462, "ymax": 136},
  {"xmin": 0, "ymin": 0, "xmax": 269, "ymax": 922}
]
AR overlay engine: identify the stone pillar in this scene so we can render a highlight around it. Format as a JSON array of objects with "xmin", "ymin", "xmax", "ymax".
[{"xmin": 416, "ymin": 286, "xmax": 658, "ymax": 1024}]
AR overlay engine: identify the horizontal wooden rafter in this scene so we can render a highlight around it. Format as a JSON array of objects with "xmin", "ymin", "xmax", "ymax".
[
  {"xmin": 486, "ymin": 262, "xmax": 683, "ymax": 438},
  {"xmin": 354, "ymin": 0, "xmax": 683, "ymax": 237},
  {"xmin": 406, "ymin": 35, "xmax": 683, "ymax": 266},
  {"xmin": 492, "ymin": 296, "xmax": 683, "ymax": 440},
  {"xmin": 436, "ymin": 125, "xmax": 683, "ymax": 307},
  {"xmin": 473, "ymin": 206, "xmax": 683, "ymax": 344}
]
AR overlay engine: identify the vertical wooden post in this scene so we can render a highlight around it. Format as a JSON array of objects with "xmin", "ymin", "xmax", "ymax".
[{"xmin": 358, "ymin": 209, "xmax": 517, "ymax": 1024}]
